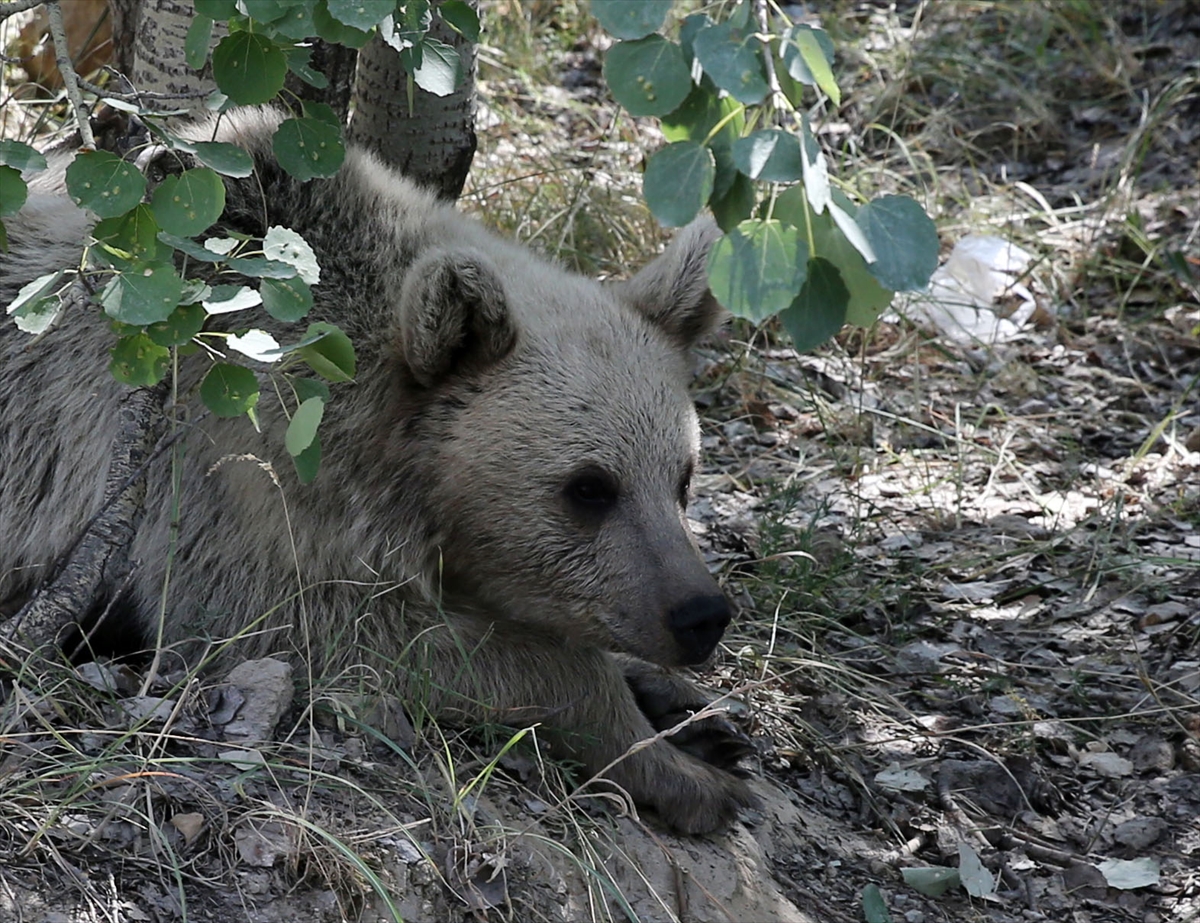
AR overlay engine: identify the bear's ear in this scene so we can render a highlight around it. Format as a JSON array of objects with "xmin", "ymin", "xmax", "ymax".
[
  {"xmin": 616, "ymin": 217, "xmax": 726, "ymax": 350},
  {"xmin": 395, "ymin": 248, "xmax": 516, "ymax": 386}
]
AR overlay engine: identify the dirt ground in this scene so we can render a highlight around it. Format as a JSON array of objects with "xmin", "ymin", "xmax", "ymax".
[{"xmin": 2, "ymin": 2, "xmax": 1198, "ymax": 922}]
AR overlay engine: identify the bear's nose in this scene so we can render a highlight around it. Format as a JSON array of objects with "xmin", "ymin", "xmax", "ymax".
[{"xmin": 668, "ymin": 595, "xmax": 732, "ymax": 664}]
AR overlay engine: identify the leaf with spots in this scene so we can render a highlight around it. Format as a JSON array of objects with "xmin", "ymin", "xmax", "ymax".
[
  {"xmin": 212, "ymin": 31, "xmax": 288, "ymax": 106},
  {"xmin": 151, "ymin": 167, "xmax": 226, "ymax": 237},
  {"xmin": 65, "ymin": 151, "xmax": 147, "ymax": 219},
  {"xmin": 110, "ymin": 333, "xmax": 170, "ymax": 386},
  {"xmin": 200, "ymin": 363, "xmax": 260, "ymax": 417},
  {"xmin": 99, "ymin": 263, "xmax": 185, "ymax": 326},
  {"xmin": 272, "ymin": 117, "xmax": 345, "ymax": 181}
]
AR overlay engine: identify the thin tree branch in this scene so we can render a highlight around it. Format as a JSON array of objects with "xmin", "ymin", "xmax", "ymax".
[
  {"xmin": 45, "ymin": 0, "xmax": 96, "ymax": 148},
  {"xmin": 0, "ymin": 0, "xmax": 43, "ymax": 20}
]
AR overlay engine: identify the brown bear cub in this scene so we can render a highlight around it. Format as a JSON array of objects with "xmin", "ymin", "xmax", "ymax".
[{"xmin": 0, "ymin": 108, "xmax": 756, "ymax": 833}]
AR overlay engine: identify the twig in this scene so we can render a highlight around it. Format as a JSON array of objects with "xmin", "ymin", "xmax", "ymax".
[
  {"xmin": 0, "ymin": 0, "xmax": 43, "ymax": 20},
  {"xmin": 45, "ymin": 0, "xmax": 95, "ymax": 148},
  {"xmin": 79, "ymin": 72, "xmax": 213, "ymax": 103}
]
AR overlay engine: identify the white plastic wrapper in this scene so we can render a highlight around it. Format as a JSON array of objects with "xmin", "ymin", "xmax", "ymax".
[{"xmin": 895, "ymin": 235, "xmax": 1039, "ymax": 345}]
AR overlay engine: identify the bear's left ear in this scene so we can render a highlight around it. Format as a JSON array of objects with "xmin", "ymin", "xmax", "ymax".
[
  {"xmin": 616, "ymin": 217, "xmax": 726, "ymax": 350},
  {"xmin": 395, "ymin": 248, "xmax": 516, "ymax": 386}
]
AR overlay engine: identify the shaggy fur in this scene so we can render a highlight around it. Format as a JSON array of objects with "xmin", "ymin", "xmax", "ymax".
[{"xmin": 0, "ymin": 108, "xmax": 755, "ymax": 833}]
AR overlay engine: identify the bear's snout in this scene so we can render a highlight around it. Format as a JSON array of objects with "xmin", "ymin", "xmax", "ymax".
[{"xmin": 667, "ymin": 595, "xmax": 732, "ymax": 664}]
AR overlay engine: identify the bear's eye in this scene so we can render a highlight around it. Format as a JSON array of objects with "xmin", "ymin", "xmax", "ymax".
[{"xmin": 564, "ymin": 468, "xmax": 619, "ymax": 514}]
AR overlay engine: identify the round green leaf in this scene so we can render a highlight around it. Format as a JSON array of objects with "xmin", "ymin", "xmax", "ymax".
[
  {"xmin": 151, "ymin": 167, "xmax": 226, "ymax": 237},
  {"xmin": 195, "ymin": 0, "xmax": 237, "ymax": 17},
  {"xmin": 272, "ymin": 3, "xmax": 319, "ymax": 39},
  {"xmin": 900, "ymin": 867, "xmax": 959, "ymax": 899},
  {"xmin": 0, "ymin": 140, "xmax": 47, "ymax": 172},
  {"xmin": 692, "ymin": 21, "xmax": 769, "ymax": 105},
  {"xmin": 731, "ymin": 130, "xmax": 803, "ymax": 182},
  {"xmin": 780, "ymin": 25, "xmax": 840, "ymax": 105},
  {"xmin": 191, "ymin": 141, "xmax": 254, "ymax": 178},
  {"xmin": 272, "ymin": 117, "xmax": 345, "ymax": 181},
  {"xmin": 592, "ymin": 0, "xmax": 672, "ymax": 39},
  {"xmin": 65, "ymin": 151, "xmax": 147, "ymax": 218},
  {"xmin": 299, "ymin": 322, "xmax": 356, "ymax": 382},
  {"xmin": 146, "ymin": 302, "xmax": 206, "ymax": 347},
  {"xmin": 200, "ymin": 362, "xmax": 260, "ymax": 417},
  {"xmin": 110, "ymin": 334, "xmax": 171, "ymax": 386},
  {"xmin": 261, "ymin": 276, "xmax": 314, "ymax": 322},
  {"xmin": 241, "ymin": 0, "xmax": 287, "ymax": 23},
  {"xmin": 861, "ymin": 884, "xmax": 892, "ymax": 923},
  {"xmin": 710, "ymin": 172, "xmax": 755, "ymax": 233},
  {"xmin": 99, "ymin": 263, "xmax": 186, "ymax": 326},
  {"xmin": 212, "ymin": 32, "xmax": 288, "ymax": 105},
  {"xmin": 285, "ymin": 396, "xmax": 325, "ymax": 456},
  {"xmin": 0, "ymin": 166, "xmax": 27, "ymax": 217},
  {"xmin": 94, "ymin": 204, "xmax": 164, "ymax": 264},
  {"xmin": 706, "ymin": 219, "xmax": 808, "ymax": 321},
  {"xmin": 326, "ymin": 0, "xmax": 393, "ymax": 30},
  {"xmin": 604, "ymin": 36, "xmax": 692, "ymax": 118},
  {"xmin": 780, "ymin": 257, "xmax": 849, "ymax": 352},
  {"xmin": 439, "ymin": 0, "xmax": 480, "ymax": 41},
  {"xmin": 313, "ymin": 1, "xmax": 372, "ymax": 47},
  {"xmin": 6, "ymin": 270, "xmax": 64, "ymax": 334},
  {"xmin": 644, "ymin": 141, "xmax": 714, "ymax": 228},
  {"xmin": 857, "ymin": 195, "xmax": 940, "ymax": 292}
]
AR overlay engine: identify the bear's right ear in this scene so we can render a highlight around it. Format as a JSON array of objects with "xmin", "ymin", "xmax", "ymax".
[{"xmin": 395, "ymin": 248, "xmax": 516, "ymax": 386}]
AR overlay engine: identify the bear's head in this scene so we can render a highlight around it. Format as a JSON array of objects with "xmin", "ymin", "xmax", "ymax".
[{"xmin": 393, "ymin": 220, "xmax": 732, "ymax": 668}]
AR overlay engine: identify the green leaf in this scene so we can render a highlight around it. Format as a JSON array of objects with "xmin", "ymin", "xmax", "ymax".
[
  {"xmin": 100, "ymin": 263, "xmax": 186, "ymax": 326},
  {"xmin": 291, "ymin": 432, "xmax": 322, "ymax": 484},
  {"xmin": 191, "ymin": 141, "xmax": 254, "ymax": 178},
  {"xmin": 240, "ymin": 0, "xmax": 287, "ymax": 22},
  {"xmin": 731, "ymin": 130, "xmax": 803, "ymax": 182},
  {"xmin": 707, "ymin": 219, "xmax": 808, "ymax": 321},
  {"xmin": 146, "ymin": 302, "xmax": 206, "ymax": 347},
  {"xmin": 710, "ymin": 172, "xmax": 755, "ymax": 232},
  {"xmin": 661, "ymin": 86, "xmax": 744, "ymax": 199},
  {"xmin": 0, "ymin": 166, "xmax": 27, "ymax": 217},
  {"xmin": 302, "ymin": 100, "xmax": 342, "ymax": 127},
  {"xmin": 780, "ymin": 25, "xmax": 839, "ymax": 105},
  {"xmin": 775, "ymin": 187, "xmax": 893, "ymax": 326},
  {"xmin": 203, "ymin": 284, "xmax": 262, "ymax": 314},
  {"xmin": 857, "ymin": 195, "xmax": 940, "ymax": 292},
  {"xmin": 798, "ymin": 116, "xmax": 831, "ymax": 214},
  {"xmin": 272, "ymin": 117, "xmax": 345, "ymax": 180},
  {"xmin": 958, "ymin": 842, "xmax": 996, "ymax": 898},
  {"xmin": 413, "ymin": 37, "xmax": 462, "ymax": 96},
  {"xmin": 901, "ymin": 866, "xmax": 959, "ymax": 898},
  {"xmin": 292, "ymin": 377, "xmax": 331, "ymax": 403},
  {"xmin": 261, "ymin": 276, "xmax": 314, "ymax": 321},
  {"xmin": 285, "ymin": 396, "xmax": 325, "ymax": 455},
  {"xmin": 591, "ymin": 0, "xmax": 672, "ymax": 39},
  {"xmin": 200, "ymin": 362, "xmax": 260, "ymax": 417},
  {"xmin": 150, "ymin": 167, "xmax": 226, "ymax": 237},
  {"xmin": 326, "ymin": 0, "xmax": 392, "ymax": 30},
  {"xmin": 110, "ymin": 334, "xmax": 170, "ymax": 386},
  {"xmin": 6, "ymin": 270, "xmax": 64, "ymax": 334},
  {"xmin": 299, "ymin": 322, "xmax": 356, "ymax": 381},
  {"xmin": 212, "ymin": 32, "xmax": 288, "ymax": 105},
  {"xmin": 284, "ymin": 45, "xmax": 329, "ymax": 88},
  {"xmin": 780, "ymin": 257, "xmax": 849, "ymax": 351},
  {"xmin": 678, "ymin": 13, "xmax": 710, "ymax": 66},
  {"xmin": 861, "ymin": 884, "xmax": 892, "ymax": 923},
  {"xmin": 644, "ymin": 142, "xmax": 714, "ymax": 228},
  {"xmin": 195, "ymin": 0, "xmax": 237, "ymax": 17},
  {"xmin": 313, "ymin": 0, "xmax": 372, "ymax": 47},
  {"xmin": 94, "ymin": 204, "xmax": 163, "ymax": 263},
  {"xmin": 439, "ymin": 0, "xmax": 480, "ymax": 41},
  {"xmin": 65, "ymin": 151, "xmax": 147, "ymax": 218},
  {"xmin": 692, "ymin": 20, "xmax": 769, "ymax": 105},
  {"xmin": 0, "ymin": 139, "xmax": 48, "ymax": 172},
  {"xmin": 604, "ymin": 36, "xmax": 692, "ymax": 118},
  {"xmin": 184, "ymin": 13, "xmax": 213, "ymax": 69},
  {"xmin": 272, "ymin": 3, "xmax": 319, "ymax": 39},
  {"xmin": 226, "ymin": 256, "xmax": 298, "ymax": 278}
]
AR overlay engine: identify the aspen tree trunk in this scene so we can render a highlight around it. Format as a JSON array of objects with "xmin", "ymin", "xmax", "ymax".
[{"xmin": 346, "ymin": 10, "xmax": 478, "ymax": 201}]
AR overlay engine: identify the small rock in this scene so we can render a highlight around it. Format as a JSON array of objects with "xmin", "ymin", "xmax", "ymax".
[
  {"xmin": 1078, "ymin": 751, "xmax": 1133, "ymax": 778},
  {"xmin": 1129, "ymin": 734, "xmax": 1175, "ymax": 774},
  {"xmin": 223, "ymin": 658, "xmax": 293, "ymax": 742},
  {"xmin": 119, "ymin": 696, "xmax": 176, "ymax": 725},
  {"xmin": 1113, "ymin": 817, "xmax": 1166, "ymax": 850}
]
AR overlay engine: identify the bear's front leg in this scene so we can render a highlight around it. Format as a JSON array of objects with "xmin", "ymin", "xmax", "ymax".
[{"xmin": 416, "ymin": 622, "xmax": 757, "ymax": 834}]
